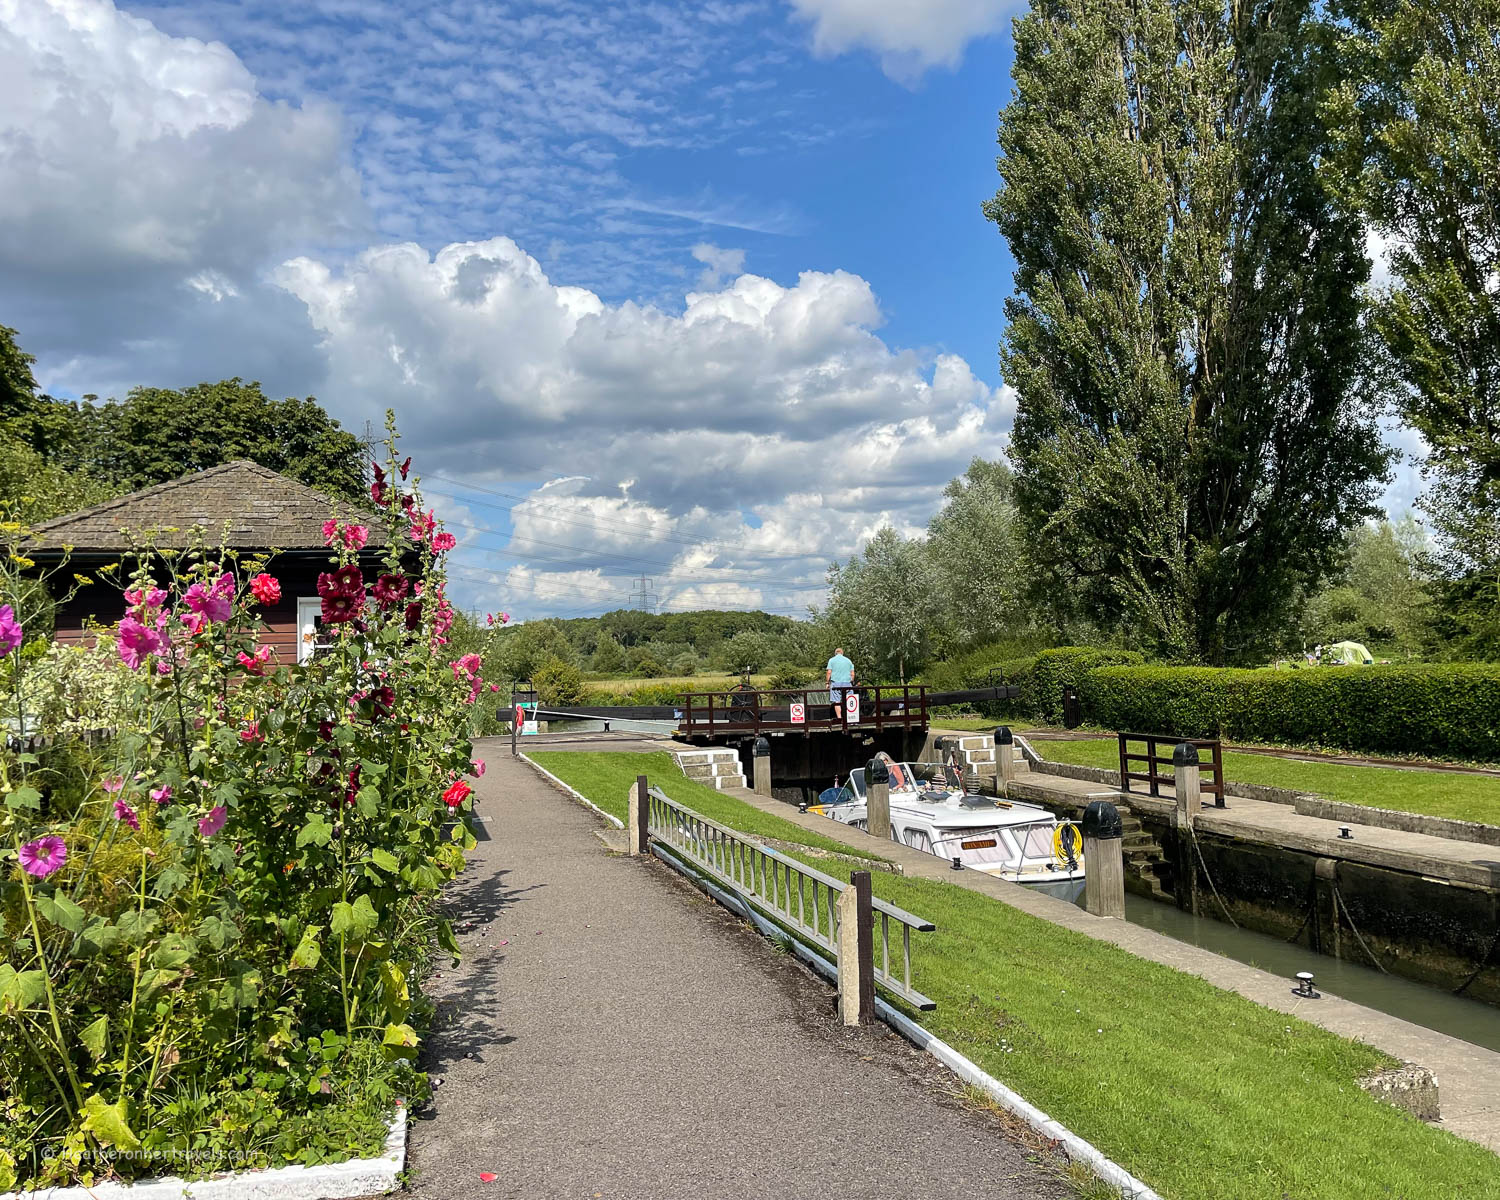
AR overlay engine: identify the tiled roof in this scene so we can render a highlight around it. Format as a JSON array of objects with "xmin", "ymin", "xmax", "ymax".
[{"xmin": 29, "ymin": 461, "xmax": 390, "ymax": 554}]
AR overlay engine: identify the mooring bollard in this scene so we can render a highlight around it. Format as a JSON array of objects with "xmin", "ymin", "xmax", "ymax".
[
  {"xmin": 628, "ymin": 773, "xmax": 650, "ymax": 856},
  {"xmin": 1173, "ymin": 744, "xmax": 1201, "ymax": 916},
  {"xmin": 1173, "ymin": 742, "xmax": 1201, "ymax": 823},
  {"xmin": 752, "ymin": 736, "xmax": 772, "ymax": 798},
  {"xmin": 1082, "ymin": 799, "xmax": 1125, "ymax": 918},
  {"xmin": 837, "ymin": 870, "xmax": 875, "ymax": 1025},
  {"xmin": 994, "ymin": 726, "xmax": 1015, "ymax": 791},
  {"xmin": 865, "ymin": 755, "xmax": 891, "ymax": 841}
]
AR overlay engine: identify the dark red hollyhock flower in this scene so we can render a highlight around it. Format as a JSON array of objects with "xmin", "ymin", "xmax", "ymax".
[
  {"xmin": 332, "ymin": 564, "xmax": 363, "ymax": 594},
  {"xmin": 345, "ymin": 763, "xmax": 362, "ymax": 805},
  {"xmin": 316, "ymin": 571, "xmax": 341, "ymax": 599},
  {"xmin": 373, "ymin": 573, "xmax": 409, "ymax": 608},
  {"xmin": 400, "ymin": 493, "xmax": 416, "ymax": 514},
  {"xmin": 371, "ymin": 685, "xmax": 395, "ymax": 720},
  {"xmin": 399, "ymin": 457, "xmax": 412, "ymax": 480},
  {"xmin": 404, "ymin": 600, "xmax": 422, "ymax": 631},
  {"xmin": 317, "ymin": 719, "xmax": 334, "ymax": 741},
  {"xmin": 321, "ymin": 589, "xmax": 364, "ymax": 624}
]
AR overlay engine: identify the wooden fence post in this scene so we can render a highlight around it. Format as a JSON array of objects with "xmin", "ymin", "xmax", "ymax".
[
  {"xmin": 1174, "ymin": 743, "xmax": 1201, "ymax": 820},
  {"xmin": 838, "ymin": 871, "xmax": 875, "ymax": 1025},
  {"xmin": 628, "ymin": 774, "xmax": 650, "ymax": 856}
]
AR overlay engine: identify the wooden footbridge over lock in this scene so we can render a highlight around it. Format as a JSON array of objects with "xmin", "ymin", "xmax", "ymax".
[{"xmin": 508, "ymin": 681, "xmax": 1021, "ymax": 796}]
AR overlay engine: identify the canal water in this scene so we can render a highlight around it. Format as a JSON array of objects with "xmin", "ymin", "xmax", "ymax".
[{"xmin": 1102, "ymin": 891, "xmax": 1500, "ymax": 1053}]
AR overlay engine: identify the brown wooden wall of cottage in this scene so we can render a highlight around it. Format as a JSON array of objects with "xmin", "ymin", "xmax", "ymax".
[{"xmin": 49, "ymin": 557, "xmax": 375, "ymax": 667}]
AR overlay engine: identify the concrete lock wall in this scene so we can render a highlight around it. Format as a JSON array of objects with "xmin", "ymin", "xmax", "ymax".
[
  {"xmin": 734, "ymin": 728, "xmax": 929, "ymax": 801},
  {"xmin": 1134, "ymin": 813, "xmax": 1500, "ymax": 1006}
]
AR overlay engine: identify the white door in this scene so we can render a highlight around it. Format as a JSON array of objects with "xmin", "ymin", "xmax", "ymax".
[{"xmin": 296, "ymin": 597, "xmax": 321, "ymax": 664}]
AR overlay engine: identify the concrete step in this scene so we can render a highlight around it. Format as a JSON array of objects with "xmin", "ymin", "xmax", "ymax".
[
  {"xmin": 675, "ymin": 749, "xmax": 740, "ymax": 764},
  {"xmin": 711, "ymin": 774, "xmax": 747, "ymax": 790},
  {"xmin": 956, "ymin": 735, "xmax": 994, "ymax": 750},
  {"xmin": 961, "ymin": 749, "xmax": 996, "ymax": 765},
  {"xmin": 681, "ymin": 762, "xmax": 742, "ymax": 779}
]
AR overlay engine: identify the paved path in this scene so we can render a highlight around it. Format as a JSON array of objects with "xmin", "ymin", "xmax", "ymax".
[{"xmin": 406, "ymin": 742, "xmax": 1065, "ymax": 1200}]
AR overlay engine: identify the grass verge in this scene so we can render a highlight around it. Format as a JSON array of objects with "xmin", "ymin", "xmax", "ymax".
[
  {"xmin": 1036, "ymin": 738, "xmax": 1500, "ymax": 827},
  {"xmin": 530, "ymin": 750, "xmax": 1500, "ymax": 1200}
]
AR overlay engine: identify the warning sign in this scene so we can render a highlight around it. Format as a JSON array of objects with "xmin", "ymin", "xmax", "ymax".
[
  {"xmin": 790, "ymin": 702, "xmax": 805, "ymax": 724},
  {"xmin": 844, "ymin": 692, "xmax": 860, "ymax": 723}
]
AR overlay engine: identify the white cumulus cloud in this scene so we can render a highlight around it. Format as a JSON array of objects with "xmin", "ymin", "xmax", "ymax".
[{"xmin": 788, "ymin": 0, "xmax": 1009, "ymax": 82}]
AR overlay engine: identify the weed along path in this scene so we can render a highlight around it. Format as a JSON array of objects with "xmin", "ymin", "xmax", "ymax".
[{"xmin": 405, "ymin": 740, "xmax": 1070, "ymax": 1200}]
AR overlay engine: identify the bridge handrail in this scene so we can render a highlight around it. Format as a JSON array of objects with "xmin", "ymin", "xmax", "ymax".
[
  {"xmin": 676, "ymin": 684, "xmax": 929, "ymax": 735},
  {"xmin": 645, "ymin": 784, "xmax": 936, "ymax": 1010}
]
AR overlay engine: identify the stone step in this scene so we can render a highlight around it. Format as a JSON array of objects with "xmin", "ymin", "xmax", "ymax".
[
  {"xmin": 961, "ymin": 749, "xmax": 996, "ymax": 764},
  {"xmin": 956, "ymin": 735, "xmax": 994, "ymax": 750},
  {"xmin": 711, "ymin": 774, "xmax": 747, "ymax": 790},
  {"xmin": 681, "ymin": 761, "xmax": 742, "ymax": 779},
  {"xmin": 675, "ymin": 749, "xmax": 740, "ymax": 764}
]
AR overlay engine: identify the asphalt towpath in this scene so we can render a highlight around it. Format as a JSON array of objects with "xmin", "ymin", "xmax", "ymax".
[{"xmin": 406, "ymin": 738, "xmax": 1068, "ymax": 1200}]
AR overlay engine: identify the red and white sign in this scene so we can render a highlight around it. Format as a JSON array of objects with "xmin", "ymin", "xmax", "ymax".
[
  {"xmin": 789, "ymin": 702, "xmax": 805, "ymax": 724},
  {"xmin": 844, "ymin": 692, "xmax": 860, "ymax": 723}
]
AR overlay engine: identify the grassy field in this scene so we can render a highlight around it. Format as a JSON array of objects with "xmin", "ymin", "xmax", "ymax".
[
  {"xmin": 529, "ymin": 750, "xmax": 1500, "ymax": 1200},
  {"xmin": 1037, "ymin": 737, "xmax": 1500, "ymax": 826},
  {"xmin": 932, "ymin": 715, "xmax": 1039, "ymax": 733},
  {"xmin": 580, "ymin": 674, "xmax": 771, "ymax": 694}
]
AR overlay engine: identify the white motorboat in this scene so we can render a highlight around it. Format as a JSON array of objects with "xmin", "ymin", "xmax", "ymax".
[{"xmin": 808, "ymin": 752, "xmax": 1085, "ymax": 901}]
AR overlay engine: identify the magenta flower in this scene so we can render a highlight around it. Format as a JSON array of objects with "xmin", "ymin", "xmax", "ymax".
[
  {"xmin": 472, "ymin": 759, "xmax": 486, "ymax": 777},
  {"xmin": 150, "ymin": 784, "xmax": 173, "ymax": 804},
  {"xmin": 117, "ymin": 616, "xmax": 163, "ymax": 670},
  {"xmin": 0, "ymin": 604, "xmax": 23, "ymax": 657},
  {"xmin": 498, "ymin": 612, "xmax": 510, "ymax": 625},
  {"xmin": 198, "ymin": 806, "xmax": 227, "ymax": 838},
  {"xmin": 101, "ymin": 775, "xmax": 124, "ymax": 794},
  {"xmin": 19, "ymin": 836, "xmax": 67, "ymax": 879},
  {"xmin": 113, "ymin": 799, "xmax": 140, "ymax": 831},
  {"xmin": 345, "ymin": 524, "xmax": 369, "ymax": 550},
  {"xmin": 124, "ymin": 586, "xmax": 167, "ymax": 614},
  {"xmin": 183, "ymin": 580, "xmax": 231, "ymax": 624},
  {"xmin": 432, "ymin": 531, "xmax": 457, "ymax": 553}
]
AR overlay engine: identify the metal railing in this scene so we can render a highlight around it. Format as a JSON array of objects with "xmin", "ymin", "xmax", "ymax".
[
  {"xmin": 644, "ymin": 785, "xmax": 937, "ymax": 1010},
  {"xmin": 1117, "ymin": 732, "xmax": 1225, "ymax": 807},
  {"xmin": 677, "ymin": 685, "xmax": 929, "ymax": 737}
]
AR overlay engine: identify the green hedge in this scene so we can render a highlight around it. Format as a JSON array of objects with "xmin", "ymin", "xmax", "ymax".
[
  {"xmin": 1026, "ymin": 646, "xmax": 1145, "ymax": 724},
  {"xmin": 1083, "ymin": 663, "xmax": 1500, "ymax": 761}
]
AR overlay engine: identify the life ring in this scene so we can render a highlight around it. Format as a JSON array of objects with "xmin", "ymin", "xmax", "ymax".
[{"xmin": 1054, "ymin": 822, "xmax": 1083, "ymax": 867}]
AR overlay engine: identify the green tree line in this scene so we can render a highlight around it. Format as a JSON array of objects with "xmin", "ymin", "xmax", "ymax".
[{"xmin": 1, "ymin": 324, "xmax": 367, "ymax": 522}]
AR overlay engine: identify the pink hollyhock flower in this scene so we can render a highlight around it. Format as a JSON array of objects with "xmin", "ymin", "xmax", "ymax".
[
  {"xmin": 498, "ymin": 612, "xmax": 510, "ymax": 625},
  {"xmin": 113, "ymin": 799, "xmax": 140, "ymax": 831},
  {"xmin": 322, "ymin": 517, "xmax": 340, "ymax": 545},
  {"xmin": 183, "ymin": 580, "xmax": 231, "ymax": 624},
  {"xmin": 239, "ymin": 720, "xmax": 264, "ymax": 744},
  {"xmin": 373, "ymin": 573, "xmax": 409, "ymax": 607},
  {"xmin": 19, "ymin": 836, "xmax": 67, "ymax": 879},
  {"xmin": 101, "ymin": 775, "xmax": 124, "ymax": 794},
  {"xmin": 124, "ymin": 586, "xmax": 167, "ymax": 614},
  {"xmin": 198, "ymin": 806, "xmax": 227, "ymax": 838},
  {"xmin": 150, "ymin": 784, "xmax": 173, "ymax": 804},
  {"xmin": 472, "ymin": 759, "xmax": 486, "ymax": 777},
  {"xmin": 344, "ymin": 524, "xmax": 369, "ymax": 551},
  {"xmin": 180, "ymin": 610, "xmax": 209, "ymax": 636},
  {"xmin": 117, "ymin": 616, "xmax": 162, "ymax": 670},
  {"xmin": 237, "ymin": 645, "xmax": 273, "ymax": 676},
  {"xmin": 432, "ymin": 531, "xmax": 457, "ymax": 553},
  {"xmin": 489, "ymin": 682, "xmax": 501, "ymax": 692},
  {"xmin": 451, "ymin": 653, "xmax": 482, "ymax": 681},
  {"xmin": 250, "ymin": 573, "xmax": 281, "ymax": 605},
  {"xmin": 322, "ymin": 589, "xmax": 363, "ymax": 624},
  {"xmin": 409, "ymin": 510, "xmax": 436, "ymax": 543},
  {"xmin": 442, "ymin": 780, "xmax": 472, "ymax": 809}
]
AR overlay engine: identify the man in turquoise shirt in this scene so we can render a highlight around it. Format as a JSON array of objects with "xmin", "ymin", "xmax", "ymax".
[{"xmin": 826, "ymin": 648, "xmax": 855, "ymax": 718}]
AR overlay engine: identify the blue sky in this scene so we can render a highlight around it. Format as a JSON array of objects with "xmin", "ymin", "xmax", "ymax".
[{"xmin": 0, "ymin": 0, "xmax": 1417, "ymax": 621}]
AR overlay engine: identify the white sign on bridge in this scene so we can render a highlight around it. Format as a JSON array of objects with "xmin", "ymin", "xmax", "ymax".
[
  {"xmin": 790, "ymin": 701, "xmax": 805, "ymax": 724},
  {"xmin": 844, "ymin": 691, "xmax": 860, "ymax": 723}
]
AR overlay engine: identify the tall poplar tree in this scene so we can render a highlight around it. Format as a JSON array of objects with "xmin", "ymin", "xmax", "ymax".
[
  {"xmin": 987, "ymin": 0, "xmax": 1391, "ymax": 663},
  {"xmin": 1328, "ymin": 0, "xmax": 1500, "ymax": 654}
]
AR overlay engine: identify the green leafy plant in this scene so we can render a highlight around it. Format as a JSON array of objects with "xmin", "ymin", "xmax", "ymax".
[{"xmin": 0, "ymin": 417, "xmax": 485, "ymax": 1187}]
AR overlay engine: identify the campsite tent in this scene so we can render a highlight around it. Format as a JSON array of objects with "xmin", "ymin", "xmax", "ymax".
[{"xmin": 1326, "ymin": 640, "xmax": 1374, "ymax": 666}]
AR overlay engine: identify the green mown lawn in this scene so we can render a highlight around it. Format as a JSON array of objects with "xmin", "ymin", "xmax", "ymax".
[
  {"xmin": 1034, "ymin": 737, "xmax": 1500, "ymax": 827},
  {"xmin": 530, "ymin": 751, "xmax": 1500, "ymax": 1200}
]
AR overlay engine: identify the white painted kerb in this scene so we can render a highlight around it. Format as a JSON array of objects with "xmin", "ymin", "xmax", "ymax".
[
  {"xmin": 521, "ymin": 752, "xmax": 625, "ymax": 828},
  {"xmin": 6, "ymin": 1100, "xmax": 406, "ymax": 1200}
]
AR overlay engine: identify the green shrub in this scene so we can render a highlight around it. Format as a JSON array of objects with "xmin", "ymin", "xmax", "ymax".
[
  {"xmin": 768, "ymin": 662, "xmax": 814, "ymax": 689},
  {"xmin": 1083, "ymin": 663, "xmax": 1500, "ymax": 760},
  {"xmin": 534, "ymin": 654, "xmax": 585, "ymax": 705},
  {"xmin": 1025, "ymin": 646, "xmax": 1145, "ymax": 724}
]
